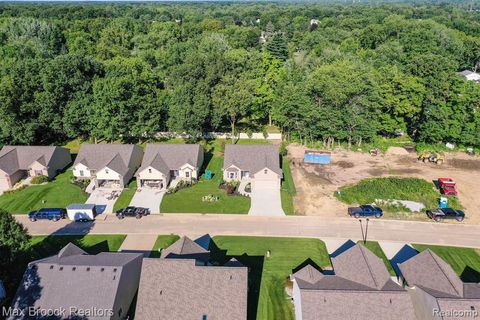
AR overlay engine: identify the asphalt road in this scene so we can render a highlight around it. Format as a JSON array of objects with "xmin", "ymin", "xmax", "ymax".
[{"xmin": 15, "ymin": 214, "xmax": 480, "ymax": 248}]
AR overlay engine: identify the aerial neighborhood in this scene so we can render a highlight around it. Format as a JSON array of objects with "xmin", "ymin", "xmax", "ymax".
[{"xmin": 1, "ymin": 2, "xmax": 480, "ymax": 320}]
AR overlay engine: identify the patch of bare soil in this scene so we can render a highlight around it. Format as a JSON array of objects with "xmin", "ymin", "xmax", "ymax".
[{"xmin": 288, "ymin": 144, "xmax": 480, "ymax": 224}]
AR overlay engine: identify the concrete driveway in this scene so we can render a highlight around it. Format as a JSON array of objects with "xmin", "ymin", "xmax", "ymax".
[
  {"xmin": 86, "ymin": 188, "xmax": 120, "ymax": 215},
  {"xmin": 129, "ymin": 188, "xmax": 165, "ymax": 214},
  {"xmin": 248, "ymin": 184, "xmax": 285, "ymax": 216}
]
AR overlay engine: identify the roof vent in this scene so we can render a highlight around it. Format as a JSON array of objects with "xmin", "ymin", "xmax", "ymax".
[
  {"xmin": 72, "ymin": 267, "xmax": 76, "ymax": 271},
  {"xmin": 230, "ymin": 275, "xmax": 233, "ymax": 280},
  {"xmin": 113, "ymin": 268, "xmax": 117, "ymax": 272},
  {"xmin": 59, "ymin": 267, "xmax": 63, "ymax": 271},
  {"xmin": 50, "ymin": 265, "xmax": 54, "ymax": 269},
  {"xmin": 160, "ymin": 290, "xmax": 162, "ymax": 295},
  {"xmin": 101, "ymin": 268, "xmax": 105, "ymax": 272},
  {"xmin": 86, "ymin": 267, "xmax": 90, "ymax": 271}
]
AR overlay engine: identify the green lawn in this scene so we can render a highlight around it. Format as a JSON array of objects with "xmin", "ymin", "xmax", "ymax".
[
  {"xmin": 211, "ymin": 236, "xmax": 331, "ymax": 320},
  {"xmin": 336, "ymin": 177, "xmax": 462, "ymax": 213},
  {"xmin": 281, "ymin": 157, "xmax": 296, "ymax": 215},
  {"xmin": 412, "ymin": 244, "xmax": 480, "ymax": 282},
  {"xmin": 113, "ymin": 180, "xmax": 137, "ymax": 212},
  {"xmin": 149, "ymin": 235, "xmax": 180, "ymax": 258},
  {"xmin": 161, "ymin": 141, "xmax": 252, "ymax": 214},
  {"xmin": 0, "ymin": 170, "xmax": 88, "ymax": 214},
  {"xmin": 357, "ymin": 241, "xmax": 395, "ymax": 276}
]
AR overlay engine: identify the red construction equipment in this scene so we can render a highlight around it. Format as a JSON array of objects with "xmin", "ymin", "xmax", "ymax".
[{"xmin": 438, "ymin": 177, "xmax": 458, "ymax": 196}]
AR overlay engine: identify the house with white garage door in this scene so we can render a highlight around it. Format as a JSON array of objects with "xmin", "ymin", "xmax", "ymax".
[
  {"xmin": 135, "ymin": 144, "xmax": 203, "ymax": 190},
  {"xmin": 0, "ymin": 146, "xmax": 71, "ymax": 192},
  {"xmin": 73, "ymin": 144, "xmax": 143, "ymax": 189},
  {"xmin": 222, "ymin": 144, "xmax": 282, "ymax": 189}
]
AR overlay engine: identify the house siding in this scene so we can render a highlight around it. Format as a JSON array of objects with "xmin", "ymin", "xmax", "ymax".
[
  {"xmin": 292, "ymin": 281, "xmax": 303, "ymax": 320},
  {"xmin": 46, "ymin": 147, "xmax": 71, "ymax": 177},
  {"xmin": 72, "ymin": 163, "xmax": 92, "ymax": 179},
  {"xmin": 407, "ymin": 287, "xmax": 442, "ymax": 320},
  {"xmin": 28, "ymin": 161, "xmax": 48, "ymax": 178},
  {"xmin": 111, "ymin": 257, "xmax": 143, "ymax": 320}
]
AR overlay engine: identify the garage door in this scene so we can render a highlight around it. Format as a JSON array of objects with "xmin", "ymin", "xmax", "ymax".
[
  {"xmin": 0, "ymin": 177, "xmax": 10, "ymax": 191},
  {"xmin": 253, "ymin": 178, "xmax": 280, "ymax": 190}
]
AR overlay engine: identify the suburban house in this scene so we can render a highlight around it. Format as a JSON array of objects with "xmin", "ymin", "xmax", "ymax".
[
  {"xmin": 223, "ymin": 144, "xmax": 282, "ymax": 189},
  {"xmin": 9, "ymin": 243, "xmax": 143, "ymax": 320},
  {"xmin": 291, "ymin": 244, "xmax": 416, "ymax": 320},
  {"xmin": 135, "ymin": 144, "xmax": 203, "ymax": 190},
  {"xmin": 399, "ymin": 249, "xmax": 480, "ymax": 320},
  {"xmin": 73, "ymin": 144, "xmax": 143, "ymax": 188},
  {"xmin": 0, "ymin": 146, "xmax": 71, "ymax": 192},
  {"xmin": 135, "ymin": 236, "xmax": 248, "ymax": 320},
  {"xmin": 459, "ymin": 70, "xmax": 480, "ymax": 83}
]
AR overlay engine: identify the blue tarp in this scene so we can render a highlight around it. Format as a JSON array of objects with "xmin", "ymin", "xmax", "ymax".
[{"xmin": 304, "ymin": 152, "xmax": 331, "ymax": 164}]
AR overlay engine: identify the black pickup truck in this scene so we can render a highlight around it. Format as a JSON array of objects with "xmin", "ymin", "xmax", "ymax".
[{"xmin": 427, "ymin": 208, "xmax": 465, "ymax": 222}]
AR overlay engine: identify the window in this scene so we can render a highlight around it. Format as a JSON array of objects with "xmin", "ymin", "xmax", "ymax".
[
  {"xmin": 202, "ymin": 315, "xmax": 207, "ymax": 320},
  {"xmin": 79, "ymin": 170, "xmax": 84, "ymax": 177},
  {"xmin": 148, "ymin": 168, "xmax": 152, "ymax": 173},
  {"xmin": 264, "ymin": 169, "xmax": 268, "ymax": 174},
  {"xmin": 185, "ymin": 171, "xmax": 190, "ymax": 178},
  {"xmin": 229, "ymin": 172, "xmax": 235, "ymax": 179},
  {"xmin": 105, "ymin": 169, "xmax": 109, "ymax": 174}
]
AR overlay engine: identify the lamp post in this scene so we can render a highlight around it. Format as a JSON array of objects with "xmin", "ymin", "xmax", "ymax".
[{"xmin": 358, "ymin": 218, "xmax": 370, "ymax": 244}]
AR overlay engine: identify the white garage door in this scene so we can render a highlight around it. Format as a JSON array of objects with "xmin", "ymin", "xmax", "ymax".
[{"xmin": 253, "ymin": 178, "xmax": 280, "ymax": 190}]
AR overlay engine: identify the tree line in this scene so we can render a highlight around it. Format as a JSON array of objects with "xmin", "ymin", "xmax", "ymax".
[{"xmin": 0, "ymin": 3, "xmax": 479, "ymax": 147}]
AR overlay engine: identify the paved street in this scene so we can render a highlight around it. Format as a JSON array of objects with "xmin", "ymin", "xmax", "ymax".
[{"xmin": 15, "ymin": 214, "xmax": 480, "ymax": 248}]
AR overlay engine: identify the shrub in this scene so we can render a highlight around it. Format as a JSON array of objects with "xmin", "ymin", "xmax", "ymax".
[
  {"xmin": 70, "ymin": 178, "xmax": 90, "ymax": 191},
  {"xmin": 30, "ymin": 175, "xmax": 49, "ymax": 184},
  {"xmin": 166, "ymin": 178, "xmax": 198, "ymax": 194},
  {"xmin": 3, "ymin": 185, "xmax": 28, "ymax": 195},
  {"xmin": 279, "ymin": 141, "xmax": 288, "ymax": 156}
]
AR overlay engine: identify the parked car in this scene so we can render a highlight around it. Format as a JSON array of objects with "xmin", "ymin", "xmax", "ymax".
[
  {"xmin": 437, "ymin": 177, "xmax": 458, "ymax": 196},
  {"xmin": 427, "ymin": 208, "xmax": 465, "ymax": 222},
  {"xmin": 348, "ymin": 205, "xmax": 383, "ymax": 218},
  {"xmin": 28, "ymin": 208, "xmax": 66, "ymax": 222},
  {"xmin": 116, "ymin": 206, "xmax": 149, "ymax": 219}
]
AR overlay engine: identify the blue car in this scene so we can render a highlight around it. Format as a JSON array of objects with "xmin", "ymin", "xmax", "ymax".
[
  {"xmin": 28, "ymin": 208, "xmax": 66, "ymax": 222},
  {"xmin": 348, "ymin": 205, "xmax": 383, "ymax": 218}
]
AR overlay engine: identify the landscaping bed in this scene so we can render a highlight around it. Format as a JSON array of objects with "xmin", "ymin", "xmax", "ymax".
[
  {"xmin": 336, "ymin": 177, "xmax": 462, "ymax": 213},
  {"xmin": 0, "ymin": 170, "xmax": 88, "ymax": 214},
  {"xmin": 211, "ymin": 236, "xmax": 330, "ymax": 320}
]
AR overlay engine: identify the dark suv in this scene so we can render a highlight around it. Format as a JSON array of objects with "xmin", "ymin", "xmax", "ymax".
[
  {"xmin": 116, "ymin": 206, "xmax": 149, "ymax": 219},
  {"xmin": 427, "ymin": 208, "xmax": 465, "ymax": 222},
  {"xmin": 28, "ymin": 208, "xmax": 66, "ymax": 222}
]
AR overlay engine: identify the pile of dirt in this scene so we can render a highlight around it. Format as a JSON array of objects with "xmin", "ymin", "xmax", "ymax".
[{"xmin": 386, "ymin": 147, "xmax": 410, "ymax": 156}]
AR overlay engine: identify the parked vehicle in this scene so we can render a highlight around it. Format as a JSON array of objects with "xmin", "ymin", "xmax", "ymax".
[
  {"xmin": 418, "ymin": 152, "xmax": 444, "ymax": 165},
  {"xmin": 427, "ymin": 208, "xmax": 465, "ymax": 222},
  {"xmin": 437, "ymin": 177, "xmax": 458, "ymax": 196},
  {"xmin": 28, "ymin": 208, "xmax": 66, "ymax": 222},
  {"xmin": 66, "ymin": 204, "xmax": 96, "ymax": 222},
  {"xmin": 116, "ymin": 206, "xmax": 149, "ymax": 219},
  {"xmin": 348, "ymin": 205, "xmax": 383, "ymax": 218}
]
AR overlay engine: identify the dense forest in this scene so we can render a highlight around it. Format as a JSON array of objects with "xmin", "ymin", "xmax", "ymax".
[{"xmin": 0, "ymin": 3, "xmax": 479, "ymax": 148}]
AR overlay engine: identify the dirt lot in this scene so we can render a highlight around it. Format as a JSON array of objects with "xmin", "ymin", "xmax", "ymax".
[{"xmin": 288, "ymin": 144, "xmax": 480, "ymax": 224}]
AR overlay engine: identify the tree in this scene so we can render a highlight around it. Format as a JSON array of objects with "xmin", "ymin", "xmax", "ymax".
[
  {"xmin": 0, "ymin": 210, "xmax": 30, "ymax": 304},
  {"xmin": 212, "ymin": 74, "xmax": 255, "ymax": 138},
  {"xmin": 265, "ymin": 32, "xmax": 288, "ymax": 61}
]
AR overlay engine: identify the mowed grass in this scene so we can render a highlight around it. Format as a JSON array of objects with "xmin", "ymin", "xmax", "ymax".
[
  {"xmin": 357, "ymin": 241, "xmax": 395, "ymax": 276},
  {"xmin": 113, "ymin": 180, "xmax": 137, "ymax": 212},
  {"xmin": 281, "ymin": 157, "xmax": 296, "ymax": 215},
  {"xmin": 412, "ymin": 244, "xmax": 480, "ymax": 282},
  {"xmin": 211, "ymin": 236, "xmax": 331, "ymax": 320},
  {"xmin": 161, "ymin": 140, "xmax": 253, "ymax": 214},
  {"xmin": 0, "ymin": 170, "xmax": 88, "ymax": 214},
  {"xmin": 336, "ymin": 177, "xmax": 462, "ymax": 212},
  {"xmin": 149, "ymin": 235, "xmax": 180, "ymax": 258}
]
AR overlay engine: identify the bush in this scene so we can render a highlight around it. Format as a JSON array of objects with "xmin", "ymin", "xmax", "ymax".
[
  {"xmin": 279, "ymin": 141, "xmax": 288, "ymax": 156},
  {"xmin": 166, "ymin": 178, "xmax": 198, "ymax": 194},
  {"xmin": 30, "ymin": 175, "xmax": 49, "ymax": 184},
  {"xmin": 335, "ymin": 177, "xmax": 462, "ymax": 211},
  {"xmin": 70, "ymin": 178, "xmax": 90, "ymax": 191},
  {"xmin": 3, "ymin": 185, "xmax": 28, "ymax": 195}
]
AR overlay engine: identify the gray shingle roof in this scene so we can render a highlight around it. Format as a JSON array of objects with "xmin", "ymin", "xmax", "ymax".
[
  {"xmin": 399, "ymin": 249, "xmax": 467, "ymax": 298},
  {"xmin": 136, "ymin": 144, "xmax": 203, "ymax": 175},
  {"xmin": 292, "ymin": 244, "xmax": 414, "ymax": 320},
  {"xmin": 331, "ymin": 244, "xmax": 391, "ymax": 290},
  {"xmin": 223, "ymin": 144, "xmax": 281, "ymax": 176},
  {"xmin": 0, "ymin": 146, "xmax": 63, "ymax": 174},
  {"xmin": 10, "ymin": 243, "xmax": 143, "ymax": 320},
  {"xmin": 74, "ymin": 144, "xmax": 142, "ymax": 176},
  {"xmin": 135, "ymin": 258, "xmax": 248, "ymax": 320},
  {"xmin": 160, "ymin": 236, "xmax": 210, "ymax": 263}
]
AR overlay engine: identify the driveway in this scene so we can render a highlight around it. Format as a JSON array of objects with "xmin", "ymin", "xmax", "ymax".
[
  {"xmin": 119, "ymin": 234, "xmax": 158, "ymax": 257},
  {"xmin": 129, "ymin": 188, "xmax": 164, "ymax": 214},
  {"xmin": 248, "ymin": 183, "xmax": 285, "ymax": 216},
  {"xmin": 86, "ymin": 188, "xmax": 120, "ymax": 215}
]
